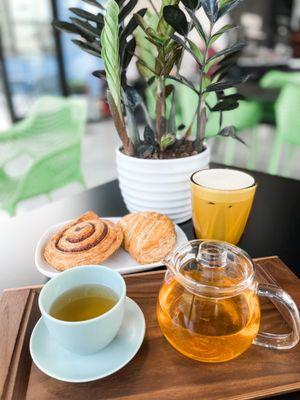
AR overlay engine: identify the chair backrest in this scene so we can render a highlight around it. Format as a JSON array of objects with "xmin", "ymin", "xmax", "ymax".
[
  {"xmin": 275, "ymin": 84, "xmax": 300, "ymax": 146},
  {"xmin": 260, "ymin": 71, "xmax": 300, "ymax": 89},
  {"xmin": 26, "ymin": 96, "xmax": 87, "ymax": 137}
]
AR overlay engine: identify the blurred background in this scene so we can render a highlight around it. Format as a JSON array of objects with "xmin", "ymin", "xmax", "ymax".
[{"xmin": 0, "ymin": 0, "xmax": 300, "ymax": 220}]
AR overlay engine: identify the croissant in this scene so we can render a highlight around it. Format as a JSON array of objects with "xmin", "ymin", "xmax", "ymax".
[
  {"xmin": 44, "ymin": 211, "xmax": 123, "ymax": 271},
  {"xmin": 118, "ymin": 212, "xmax": 176, "ymax": 264}
]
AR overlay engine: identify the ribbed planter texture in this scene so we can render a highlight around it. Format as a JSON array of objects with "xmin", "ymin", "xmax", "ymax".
[{"xmin": 116, "ymin": 147, "xmax": 210, "ymax": 224}]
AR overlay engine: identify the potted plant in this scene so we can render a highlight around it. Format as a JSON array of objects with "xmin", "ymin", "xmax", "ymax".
[{"xmin": 54, "ymin": 0, "xmax": 247, "ymax": 223}]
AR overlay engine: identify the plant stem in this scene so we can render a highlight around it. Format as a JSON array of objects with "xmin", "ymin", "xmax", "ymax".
[{"xmin": 196, "ymin": 21, "xmax": 213, "ymax": 150}]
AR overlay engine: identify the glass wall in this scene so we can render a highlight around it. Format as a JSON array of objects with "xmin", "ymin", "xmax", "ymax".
[
  {"xmin": 0, "ymin": 0, "xmax": 61, "ymax": 119},
  {"xmin": 57, "ymin": 0, "xmax": 105, "ymax": 121}
]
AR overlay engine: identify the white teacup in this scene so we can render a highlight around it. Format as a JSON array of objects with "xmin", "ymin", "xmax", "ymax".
[{"xmin": 39, "ymin": 265, "xmax": 126, "ymax": 355}]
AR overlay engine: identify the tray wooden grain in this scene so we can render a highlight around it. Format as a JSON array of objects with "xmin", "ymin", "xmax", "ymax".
[{"xmin": 0, "ymin": 256, "xmax": 299, "ymax": 400}]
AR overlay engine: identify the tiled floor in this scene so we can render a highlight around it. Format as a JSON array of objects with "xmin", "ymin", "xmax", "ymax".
[{"xmin": 0, "ymin": 119, "xmax": 299, "ymax": 220}]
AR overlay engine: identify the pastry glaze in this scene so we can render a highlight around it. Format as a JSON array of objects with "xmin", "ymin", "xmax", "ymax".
[{"xmin": 44, "ymin": 211, "xmax": 123, "ymax": 271}]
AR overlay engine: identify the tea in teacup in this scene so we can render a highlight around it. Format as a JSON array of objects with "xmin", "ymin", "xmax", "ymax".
[{"xmin": 50, "ymin": 284, "xmax": 118, "ymax": 322}]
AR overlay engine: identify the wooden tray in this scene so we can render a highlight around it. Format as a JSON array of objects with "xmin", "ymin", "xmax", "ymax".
[{"xmin": 1, "ymin": 256, "xmax": 300, "ymax": 400}]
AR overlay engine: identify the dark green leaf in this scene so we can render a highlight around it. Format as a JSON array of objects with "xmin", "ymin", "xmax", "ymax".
[
  {"xmin": 167, "ymin": 74, "xmax": 198, "ymax": 94},
  {"xmin": 72, "ymin": 39, "xmax": 101, "ymax": 57},
  {"xmin": 218, "ymin": 0, "xmax": 245, "ymax": 19},
  {"xmin": 122, "ymin": 37, "xmax": 136, "ymax": 70},
  {"xmin": 219, "ymin": 93, "xmax": 245, "ymax": 101},
  {"xmin": 69, "ymin": 7, "xmax": 104, "ymax": 24},
  {"xmin": 92, "ymin": 69, "xmax": 106, "ymax": 79},
  {"xmin": 177, "ymin": 123, "xmax": 185, "ymax": 130},
  {"xmin": 205, "ymin": 76, "xmax": 248, "ymax": 92},
  {"xmin": 209, "ymin": 24, "xmax": 237, "ymax": 45},
  {"xmin": 218, "ymin": 125, "xmax": 246, "ymax": 145},
  {"xmin": 138, "ymin": 144, "xmax": 155, "ymax": 158},
  {"xmin": 207, "ymin": 42, "xmax": 246, "ymax": 63},
  {"xmin": 52, "ymin": 20, "xmax": 79, "ymax": 35},
  {"xmin": 143, "ymin": 125, "xmax": 155, "ymax": 145},
  {"xmin": 125, "ymin": 86, "xmax": 142, "ymax": 109},
  {"xmin": 165, "ymin": 84, "xmax": 174, "ymax": 97},
  {"xmin": 172, "ymin": 35, "xmax": 202, "ymax": 66},
  {"xmin": 70, "ymin": 17, "xmax": 100, "ymax": 38},
  {"xmin": 119, "ymin": 0, "xmax": 138, "ymax": 22},
  {"xmin": 181, "ymin": 0, "xmax": 201, "ymax": 10},
  {"xmin": 148, "ymin": 76, "xmax": 156, "ymax": 86},
  {"xmin": 186, "ymin": 9, "xmax": 207, "ymax": 44},
  {"xmin": 211, "ymin": 62, "xmax": 233, "ymax": 79},
  {"xmin": 163, "ymin": 6, "xmax": 189, "ymax": 36},
  {"xmin": 211, "ymin": 100, "xmax": 239, "ymax": 111},
  {"xmin": 120, "ymin": 8, "xmax": 147, "ymax": 44},
  {"xmin": 201, "ymin": 0, "xmax": 218, "ymax": 23},
  {"xmin": 81, "ymin": 0, "xmax": 104, "ymax": 9}
]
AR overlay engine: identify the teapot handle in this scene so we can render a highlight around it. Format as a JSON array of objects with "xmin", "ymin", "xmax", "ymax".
[{"xmin": 254, "ymin": 283, "xmax": 300, "ymax": 350}]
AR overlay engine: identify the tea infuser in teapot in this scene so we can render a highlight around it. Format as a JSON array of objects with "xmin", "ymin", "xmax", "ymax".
[{"xmin": 157, "ymin": 240, "xmax": 300, "ymax": 363}]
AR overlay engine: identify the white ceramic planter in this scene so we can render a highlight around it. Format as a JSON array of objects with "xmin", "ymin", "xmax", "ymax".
[{"xmin": 116, "ymin": 147, "xmax": 210, "ymax": 224}]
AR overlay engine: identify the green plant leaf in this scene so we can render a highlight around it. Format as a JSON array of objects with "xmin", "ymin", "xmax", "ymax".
[
  {"xmin": 143, "ymin": 125, "xmax": 156, "ymax": 144},
  {"xmin": 186, "ymin": 9, "xmax": 207, "ymax": 44},
  {"xmin": 119, "ymin": 0, "xmax": 138, "ymax": 22},
  {"xmin": 172, "ymin": 35, "xmax": 202, "ymax": 66},
  {"xmin": 167, "ymin": 75, "xmax": 198, "ymax": 94},
  {"xmin": 163, "ymin": 5, "xmax": 188, "ymax": 36},
  {"xmin": 137, "ymin": 144, "xmax": 155, "ymax": 158},
  {"xmin": 220, "ymin": 92, "xmax": 245, "ymax": 101},
  {"xmin": 205, "ymin": 76, "xmax": 248, "ymax": 92},
  {"xmin": 69, "ymin": 7, "xmax": 104, "ymax": 24},
  {"xmin": 72, "ymin": 39, "xmax": 101, "ymax": 57},
  {"xmin": 160, "ymin": 133, "xmax": 176, "ymax": 150},
  {"xmin": 187, "ymin": 38, "xmax": 204, "ymax": 64},
  {"xmin": 211, "ymin": 99, "xmax": 239, "ymax": 111},
  {"xmin": 101, "ymin": 0, "xmax": 122, "ymax": 114},
  {"xmin": 207, "ymin": 42, "xmax": 246, "ymax": 63},
  {"xmin": 218, "ymin": 125, "xmax": 246, "ymax": 145},
  {"xmin": 157, "ymin": 0, "xmax": 180, "ymax": 37},
  {"xmin": 92, "ymin": 69, "xmax": 106, "ymax": 79},
  {"xmin": 218, "ymin": 0, "xmax": 245, "ymax": 19},
  {"xmin": 122, "ymin": 37, "xmax": 136, "ymax": 70},
  {"xmin": 120, "ymin": 8, "xmax": 147, "ymax": 44},
  {"xmin": 209, "ymin": 24, "xmax": 237, "ymax": 45},
  {"xmin": 181, "ymin": 0, "xmax": 201, "ymax": 10},
  {"xmin": 201, "ymin": 0, "xmax": 218, "ymax": 23},
  {"xmin": 52, "ymin": 20, "xmax": 79, "ymax": 35},
  {"xmin": 82, "ymin": 0, "xmax": 104, "ymax": 9},
  {"xmin": 70, "ymin": 17, "xmax": 100, "ymax": 38}
]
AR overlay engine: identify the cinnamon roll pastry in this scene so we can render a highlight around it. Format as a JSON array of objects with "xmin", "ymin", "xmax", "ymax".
[
  {"xmin": 44, "ymin": 211, "xmax": 123, "ymax": 271},
  {"xmin": 118, "ymin": 212, "xmax": 176, "ymax": 264}
]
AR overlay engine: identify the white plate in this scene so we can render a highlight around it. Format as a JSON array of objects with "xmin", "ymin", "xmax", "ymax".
[{"xmin": 35, "ymin": 216, "xmax": 188, "ymax": 278}]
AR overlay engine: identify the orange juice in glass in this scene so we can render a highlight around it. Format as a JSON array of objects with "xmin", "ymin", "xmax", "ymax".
[{"xmin": 191, "ymin": 169, "xmax": 257, "ymax": 245}]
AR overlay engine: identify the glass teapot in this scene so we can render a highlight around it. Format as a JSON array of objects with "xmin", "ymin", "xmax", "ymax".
[{"xmin": 157, "ymin": 240, "xmax": 300, "ymax": 363}]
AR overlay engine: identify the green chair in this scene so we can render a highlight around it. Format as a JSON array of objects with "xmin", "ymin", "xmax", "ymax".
[
  {"xmin": 268, "ymin": 84, "xmax": 300, "ymax": 177},
  {"xmin": 0, "ymin": 96, "xmax": 87, "ymax": 215},
  {"xmin": 260, "ymin": 71, "xmax": 300, "ymax": 89}
]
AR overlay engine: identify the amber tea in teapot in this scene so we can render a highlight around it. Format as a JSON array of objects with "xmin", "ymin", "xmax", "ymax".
[{"xmin": 157, "ymin": 241, "xmax": 300, "ymax": 363}]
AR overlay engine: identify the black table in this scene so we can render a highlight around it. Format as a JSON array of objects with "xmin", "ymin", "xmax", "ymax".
[
  {"xmin": 24, "ymin": 167, "xmax": 299, "ymax": 274},
  {"xmin": 1, "ymin": 166, "xmax": 299, "ymax": 400}
]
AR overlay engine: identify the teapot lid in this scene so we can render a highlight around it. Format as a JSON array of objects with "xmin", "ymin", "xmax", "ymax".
[{"xmin": 166, "ymin": 240, "xmax": 254, "ymax": 298}]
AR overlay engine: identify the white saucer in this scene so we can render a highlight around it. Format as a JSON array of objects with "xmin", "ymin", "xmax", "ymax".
[
  {"xmin": 35, "ymin": 216, "xmax": 188, "ymax": 278},
  {"xmin": 30, "ymin": 297, "xmax": 145, "ymax": 383}
]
